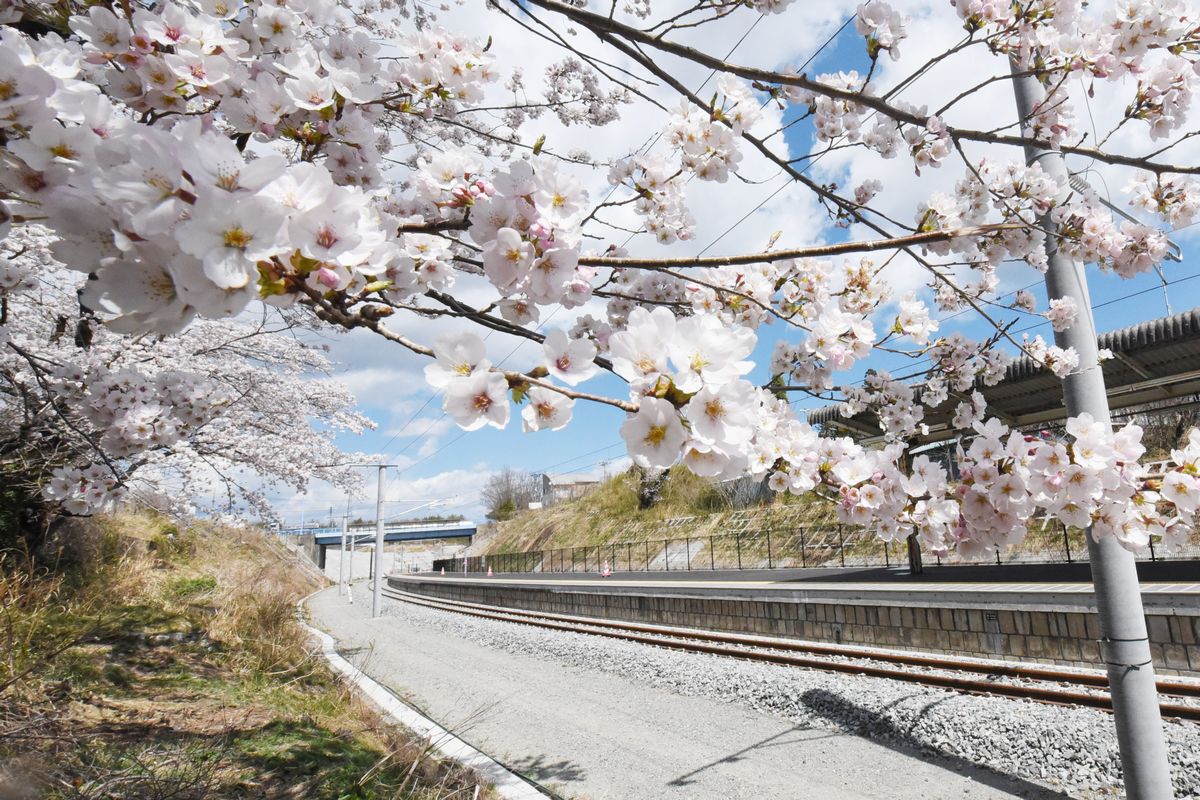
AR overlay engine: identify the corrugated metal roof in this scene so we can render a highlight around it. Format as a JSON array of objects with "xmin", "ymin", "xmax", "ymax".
[{"xmin": 806, "ymin": 306, "xmax": 1200, "ymax": 443}]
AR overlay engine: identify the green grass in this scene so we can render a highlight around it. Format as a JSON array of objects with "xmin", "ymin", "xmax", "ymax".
[
  {"xmin": 165, "ymin": 573, "xmax": 218, "ymax": 599},
  {"xmin": 0, "ymin": 511, "xmax": 493, "ymax": 800}
]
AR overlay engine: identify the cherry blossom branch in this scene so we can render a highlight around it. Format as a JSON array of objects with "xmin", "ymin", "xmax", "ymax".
[
  {"xmin": 423, "ymin": 289, "xmax": 616, "ymax": 372},
  {"xmin": 521, "ymin": 0, "xmax": 1200, "ymax": 175},
  {"xmin": 5, "ymin": 341, "xmax": 124, "ymax": 481},
  {"xmin": 577, "ymin": 225, "xmax": 1019, "ymax": 268},
  {"xmin": 516, "ymin": 375, "xmax": 638, "ymax": 412},
  {"xmin": 398, "ymin": 219, "xmax": 469, "ymax": 234},
  {"xmin": 622, "ymin": 38, "xmax": 1040, "ymax": 364},
  {"xmin": 300, "ymin": 286, "xmax": 633, "ymax": 411}
]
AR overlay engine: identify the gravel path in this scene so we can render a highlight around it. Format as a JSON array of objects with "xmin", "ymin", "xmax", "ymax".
[{"xmin": 308, "ymin": 585, "xmax": 1200, "ymax": 800}]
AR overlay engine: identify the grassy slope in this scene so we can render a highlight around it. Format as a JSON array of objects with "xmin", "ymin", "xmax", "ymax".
[
  {"xmin": 0, "ymin": 512, "xmax": 493, "ymax": 800},
  {"xmin": 472, "ymin": 468, "xmax": 1136, "ymax": 568},
  {"xmin": 474, "ymin": 468, "xmax": 840, "ymax": 561}
]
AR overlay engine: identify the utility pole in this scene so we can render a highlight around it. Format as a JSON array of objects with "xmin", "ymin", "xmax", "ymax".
[
  {"xmin": 339, "ymin": 496, "xmax": 351, "ymax": 596},
  {"xmin": 372, "ymin": 464, "xmax": 386, "ymax": 618},
  {"xmin": 323, "ymin": 461, "xmax": 454, "ymax": 618},
  {"xmin": 347, "ymin": 525, "xmax": 355, "ymax": 604},
  {"xmin": 338, "ymin": 511, "xmax": 348, "ymax": 596},
  {"xmin": 1011, "ymin": 63, "xmax": 1172, "ymax": 797}
]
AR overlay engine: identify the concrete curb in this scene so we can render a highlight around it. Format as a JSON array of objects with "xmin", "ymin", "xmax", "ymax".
[{"xmin": 296, "ymin": 588, "xmax": 547, "ymax": 800}]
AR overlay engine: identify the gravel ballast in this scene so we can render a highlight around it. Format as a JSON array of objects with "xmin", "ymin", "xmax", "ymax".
[{"xmin": 310, "ymin": 586, "xmax": 1200, "ymax": 799}]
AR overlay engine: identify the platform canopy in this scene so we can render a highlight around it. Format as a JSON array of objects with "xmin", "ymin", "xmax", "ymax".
[{"xmin": 805, "ymin": 307, "xmax": 1200, "ymax": 445}]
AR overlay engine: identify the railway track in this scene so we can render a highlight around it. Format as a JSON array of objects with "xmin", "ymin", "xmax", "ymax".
[{"xmin": 382, "ymin": 586, "xmax": 1200, "ymax": 722}]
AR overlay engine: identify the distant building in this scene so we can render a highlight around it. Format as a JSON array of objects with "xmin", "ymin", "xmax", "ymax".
[{"xmin": 540, "ymin": 472, "xmax": 600, "ymax": 505}]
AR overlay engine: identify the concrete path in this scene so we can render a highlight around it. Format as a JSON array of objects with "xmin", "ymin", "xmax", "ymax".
[{"xmin": 309, "ymin": 585, "xmax": 1056, "ymax": 800}]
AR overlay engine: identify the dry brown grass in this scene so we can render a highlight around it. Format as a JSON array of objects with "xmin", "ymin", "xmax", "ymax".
[{"xmin": 0, "ymin": 511, "xmax": 497, "ymax": 800}]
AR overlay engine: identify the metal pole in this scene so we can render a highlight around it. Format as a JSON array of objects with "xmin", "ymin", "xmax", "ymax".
[
  {"xmin": 371, "ymin": 465, "xmax": 386, "ymax": 618},
  {"xmin": 1011, "ymin": 63, "xmax": 1171, "ymax": 798},
  {"xmin": 347, "ymin": 530, "xmax": 355, "ymax": 604},
  {"xmin": 339, "ymin": 513, "xmax": 348, "ymax": 595},
  {"xmin": 1063, "ymin": 522, "xmax": 1073, "ymax": 563},
  {"xmin": 766, "ymin": 529, "xmax": 773, "ymax": 569}
]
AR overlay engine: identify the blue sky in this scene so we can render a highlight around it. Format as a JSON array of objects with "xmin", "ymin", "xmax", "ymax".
[{"xmin": 278, "ymin": 1, "xmax": 1200, "ymax": 526}]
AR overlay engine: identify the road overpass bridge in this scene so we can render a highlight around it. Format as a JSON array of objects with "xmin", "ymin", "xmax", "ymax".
[{"xmin": 280, "ymin": 521, "xmax": 477, "ymax": 569}]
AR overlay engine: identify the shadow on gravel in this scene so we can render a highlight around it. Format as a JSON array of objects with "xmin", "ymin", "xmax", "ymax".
[
  {"xmin": 667, "ymin": 724, "xmax": 839, "ymax": 787},
  {"xmin": 507, "ymin": 753, "xmax": 587, "ymax": 784},
  {"xmin": 800, "ymin": 688, "xmax": 1074, "ymax": 800}
]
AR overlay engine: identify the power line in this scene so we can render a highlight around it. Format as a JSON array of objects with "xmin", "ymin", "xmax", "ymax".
[
  {"xmin": 535, "ymin": 441, "xmax": 626, "ymax": 474},
  {"xmin": 379, "ymin": 305, "xmax": 568, "ymax": 503},
  {"xmin": 376, "ymin": 392, "xmax": 439, "ymax": 454},
  {"xmin": 793, "ymin": 267, "xmax": 1200, "ymax": 408},
  {"xmin": 381, "ymin": 13, "xmax": 849, "ymax": 477},
  {"xmin": 688, "ymin": 11, "xmax": 866, "ymax": 259}
]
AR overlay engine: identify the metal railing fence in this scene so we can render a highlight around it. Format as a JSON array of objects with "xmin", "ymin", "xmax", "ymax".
[{"xmin": 432, "ymin": 520, "xmax": 1200, "ymax": 575}]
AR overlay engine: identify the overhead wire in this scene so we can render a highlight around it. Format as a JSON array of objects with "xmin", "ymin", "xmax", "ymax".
[
  {"xmin": 685, "ymin": 10, "xmax": 869, "ymax": 259},
  {"xmin": 381, "ymin": 9, "xmax": 856, "ymax": 483},
  {"xmin": 377, "ymin": 304, "xmax": 567, "ymax": 502},
  {"xmin": 534, "ymin": 441, "xmax": 627, "ymax": 475},
  {"xmin": 512, "ymin": 13, "xmax": 871, "ymax": 480},
  {"xmin": 791, "ymin": 267, "xmax": 1200, "ymax": 412}
]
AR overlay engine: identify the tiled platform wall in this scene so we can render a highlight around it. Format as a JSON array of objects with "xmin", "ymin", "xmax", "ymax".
[{"xmin": 391, "ymin": 578, "xmax": 1200, "ymax": 676}]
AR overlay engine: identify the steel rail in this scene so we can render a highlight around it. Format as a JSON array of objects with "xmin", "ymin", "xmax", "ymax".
[{"xmin": 382, "ymin": 587, "xmax": 1200, "ymax": 721}]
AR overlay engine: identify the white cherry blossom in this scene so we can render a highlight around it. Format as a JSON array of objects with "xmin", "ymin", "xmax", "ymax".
[
  {"xmin": 543, "ymin": 329, "xmax": 598, "ymax": 386},
  {"xmin": 444, "ymin": 371, "xmax": 510, "ymax": 431},
  {"xmin": 620, "ymin": 397, "xmax": 687, "ymax": 468}
]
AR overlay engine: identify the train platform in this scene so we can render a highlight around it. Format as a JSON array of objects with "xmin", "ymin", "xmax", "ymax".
[
  {"xmin": 405, "ymin": 561, "xmax": 1200, "ymax": 613},
  {"xmin": 393, "ymin": 562, "xmax": 1200, "ymax": 673}
]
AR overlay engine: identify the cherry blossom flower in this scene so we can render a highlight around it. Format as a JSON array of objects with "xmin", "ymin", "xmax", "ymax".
[
  {"xmin": 685, "ymin": 380, "xmax": 757, "ymax": 447},
  {"xmin": 444, "ymin": 371, "xmax": 510, "ymax": 431},
  {"xmin": 542, "ymin": 329, "xmax": 598, "ymax": 386},
  {"xmin": 669, "ymin": 314, "xmax": 755, "ymax": 393},
  {"xmin": 609, "ymin": 306, "xmax": 676, "ymax": 389},
  {"xmin": 620, "ymin": 397, "xmax": 687, "ymax": 468},
  {"xmin": 521, "ymin": 386, "xmax": 573, "ymax": 432},
  {"xmin": 425, "ymin": 332, "xmax": 490, "ymax": 388},
  {"xmin": 855, "ymin": 2, "xmax": 908, "ymax": 61},
  {"xmin": 176, "ymin": 194, "xmax": 289, "ymax": 289},
  {"xmin": 482, "ymin": 227, "xmax": 534, "ymax": 292},
  {"xmin": 1046, "ymin": 296, "xmax": 1079, "ymax": 332}
]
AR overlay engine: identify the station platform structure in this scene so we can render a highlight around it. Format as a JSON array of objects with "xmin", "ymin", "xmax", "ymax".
[{"xmin": 391, "ymin": 563, "xmax": 1200, "ymax": 675}]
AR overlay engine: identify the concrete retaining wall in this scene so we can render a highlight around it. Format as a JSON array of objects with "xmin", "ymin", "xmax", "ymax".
[{"xmin": 391, "ymin": 577, "xmax": 1200, "ymax": 677}]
